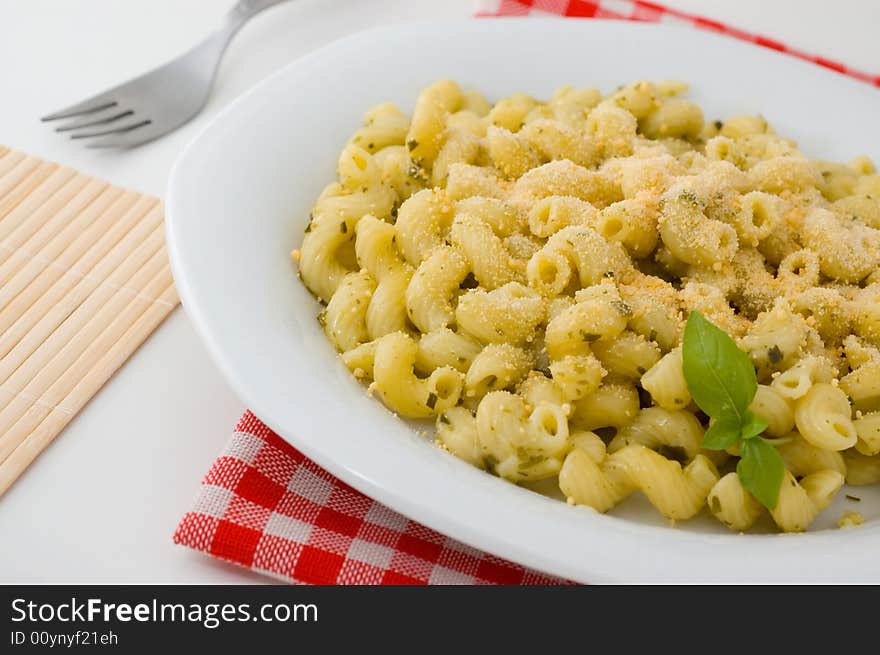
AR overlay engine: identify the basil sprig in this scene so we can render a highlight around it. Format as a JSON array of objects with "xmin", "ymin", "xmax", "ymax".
[{"xmin": 682, "ymin": 311, "xmax": 784, "ymax": 510}]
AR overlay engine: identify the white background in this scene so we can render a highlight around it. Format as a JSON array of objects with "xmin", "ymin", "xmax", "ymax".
[{"xmin": 0, "ymin": 0, "xmax": 877, "ymax": 583}]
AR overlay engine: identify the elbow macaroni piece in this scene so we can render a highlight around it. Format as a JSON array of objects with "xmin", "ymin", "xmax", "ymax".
[
  {"xmin": 778, "ymin": 434, "xmax": 846, "ymax": 477},
  {"xmin": 406, "ymin": 79, "xmax": 463, "ymax": 167},
  {"xmin": 559, "ymin": 442, "xmax": 633, "ymax": 513},
  {"xmin": 297, "ymin": 80, "xmax": 880, "ymax": 533},
  {"xmin": 465, "ymin": 343, "xmax": 534, "ymax": 399},
  {"xmin": 608, "ymin": 407, "xmax": 704, "ymax": 460},
  {"xmin": 793, "ymin": 383, "xmax": 857, "ymax": 451},
  {"xmin": 394, "ymin": 188, "xmax": 456, "ymax": 266},
  {"xmin": 571, "ymin": 382, "xmax": 640, "ymax": 431},
  {"xmin": 591, "ymin": 330, "xmax": 661, "ymax": 380},
  {"xmin": 456, "ymin": 282, "xmax": 546, "ymax": 344},
  {"xmin": 323, "ymin": 270, "xmax": 376, "ymax": 352},
  {"xmin": 844, "ymin": 450, "xmax": 880, "ymax": 485},
  {"xmin": 354, "ymin": 215, "xmax": 413, "ymax": 339},
  {"xmin": 549, "ymin": 353, "xmax": 605, "ymax": 401},
  {"xmin": 406, "ymin": 246, "xmax": 469, "ymax": 332},
  {"xmin": 476, "ymin": 391, "xmax": 569, "ymax": 482},
  {"xmin": 436, "ymin": 407, "xmax": 483, "ymax": 469},
  {"xmin": 659, "ymin": 185, "xmax": 738, "ymax": 267},
  {"xmin": 373, "ymin": 332, "xmax": 463, "ymax": 418},
  {"xmin": 415, "ymin": 328, "xmax": 482, "ymax": 374},
  {"xmin": 749, "ymin": 384, "xmax": 795, "ymax": 437},
  {"xmin": 640, "ymin": 347, "xmax": 690, "ymax": 410},
  {"xmin": 612, "ymin": 445, "xmax": 719, "ymax": 520},
  {"xmin": 707, "ymin": 473, "xmax": 763, "ymax": 532},
  {"xmin": 770, "ymin": 469, "xmax": 844, "ymax": 533},
  {"xmin": 854, "ymin": 411, "xmax": 880, "ymax": 456}
]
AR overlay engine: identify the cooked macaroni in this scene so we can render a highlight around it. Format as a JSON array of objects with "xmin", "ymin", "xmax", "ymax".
[{"xmin": 297, "ymin": 80, "xmax": 880, "ymax": 533}]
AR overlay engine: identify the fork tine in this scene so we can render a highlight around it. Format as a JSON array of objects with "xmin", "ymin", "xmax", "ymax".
[
  {"xmin": 54, "ymin": 108, "xmax": 134, "ymax": 132},
  {"xmin": 82, "ymin": 127, "xmax": 160, "ymax": 149},
  {"xmin": 69, "ymin": 119, "xmax": 152, "ymax": 140},
  {"xmin": 41, "ymin": 92, "xmax": 119, "ymax": 121}
]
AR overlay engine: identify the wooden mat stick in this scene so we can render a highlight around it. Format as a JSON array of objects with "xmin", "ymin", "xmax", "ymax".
[
  {"xmin": 0, "ymin": 222, "xmax": 167, "ymax": 384},
  {"xmin": 0, "ymin": 167, "xmax": 77, "ymax": 241},
  {"xmin": 0, "ymin": 282, "xmax": 178, "ymax": 497},
  {"xmin": 0, "ymin": 156, "xmax": 42, "ymax": 201},
  {"xmin": 0, "ymin": 193, "xmax": 149, "ymax": 334},
  {"xmin": 2, "ymin": 175, "xmax": 102, "ymax": 254},
  {"xmin": 0, "ymin": 188, "xmax": 133, "ymax": 310},
  {"xmin": 0, "ymin": 164, "xmax": 68, "ymax": 231},
  {"xmin": 0, "ymin": 264, "xmax": 175, "ymax": 463},
  {"xmin": 0, "ymin": 150, "xmax": 26, "ymax": 179}
]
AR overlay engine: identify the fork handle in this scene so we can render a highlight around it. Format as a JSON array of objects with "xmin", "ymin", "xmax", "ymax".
[{"xmin": 176, "ymin": 0, "xmax": 293, "ymax": 92}]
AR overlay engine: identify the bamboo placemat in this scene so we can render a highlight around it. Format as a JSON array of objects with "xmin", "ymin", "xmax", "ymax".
[{"xmin": 0, "ymin": 146, "xmax": 179, "ymax": 496}]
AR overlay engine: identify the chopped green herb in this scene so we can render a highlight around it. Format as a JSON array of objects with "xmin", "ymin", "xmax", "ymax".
[
  {"xmin": 340, "ymin": 222, "xmax": 348, "ymax": 234},
  {"xmin": 767, "ymin": 344, "xmax": 783, "ymax": 364},
  {"xmin": 406, "ymin": 139, "xmax": 419, "ymax": 151},
  {"xmin": 483, "ymin": 455, "xmax": 499, "ymax": 472},
  {"xmin": 603, "ymin": 270, "xmax": 615, "ymax": 278},
  {"xmin": 316, "ymin": 310, "xmax": 327, "ymax": 328},
  {"xmin": 425, "ymin": 392, "xmax": 438, "ymax": 410},
  {"xmin": 648, "ymin": 329, "xmax": 658, "ymax": 342},
  {"xmin": 580, "ymin": 331, "xmax": 600, "ymax": 342},
  {"xmin": 846, "ymin": 494, "xmax": 861, "ymax": 502},
  {"xmin": 438, "ymin": 413, "xmax": 451, "ymax": 425},
  {"xmin": 611, "ymin": 300, "xmax": 632, "ymax": 317},
  {"xmin": 678, "ymin": 190, "xmax": 699, "ymax": 204},
  {"xmin": 713, "ymin": 120, "xmax": 723, "ymax": 130},
  {"xmin": 484, "ymin": 375, "xmax": 497, "ymax": 389},
  {"xmin": 518, "ymin": 454, "xmax": 545, "ymax": 469}
]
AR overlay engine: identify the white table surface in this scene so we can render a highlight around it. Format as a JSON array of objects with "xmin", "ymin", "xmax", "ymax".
[{"xmin": 1, "ymin": 0, "xmax": 877, "ymax": 583}]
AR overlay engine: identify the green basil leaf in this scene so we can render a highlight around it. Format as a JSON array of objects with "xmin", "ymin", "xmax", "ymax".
[
  {"xmin": 737, "ymin": 438, "xmax": 785, "ymax": 510},
  {"xmin": 739, "ymin": 411, "xmax": 769, "ymax": 441},
  {"xmin": 682, "ymin": 311, "xmax": 758, "ymax": 420},
  {"xmin": 701, "ymin": 414, "xmax": 742, "ymax": 450}
]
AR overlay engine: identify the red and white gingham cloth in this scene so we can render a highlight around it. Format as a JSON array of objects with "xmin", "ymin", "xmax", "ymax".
[
  {"xmin": 174, "ymin": 1, "xmax": 880, "ymax": 585},
  {"xmin": 174, "ymin": 411, "xmax": 561, "ymax": 584}
]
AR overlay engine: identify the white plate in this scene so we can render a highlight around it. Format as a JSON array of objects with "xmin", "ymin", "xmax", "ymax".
[{"xmin": 166, "ymin": 19, "xmax": 880, "ymax": 583}]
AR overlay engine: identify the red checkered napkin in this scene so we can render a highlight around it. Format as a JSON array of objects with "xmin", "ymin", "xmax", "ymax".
[
  {"xmin": 175, "ymin": 1, "xmax": 880, "ymax": 585},
  {"xmin": 174, "ymin": 411, "xmax": 561, "ymax": 584}
]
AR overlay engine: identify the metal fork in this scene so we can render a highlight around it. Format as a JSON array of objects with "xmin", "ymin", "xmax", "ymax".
[{"xmin": 41, "ymin": 0, "xmax": 292, "ymax": 148}]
